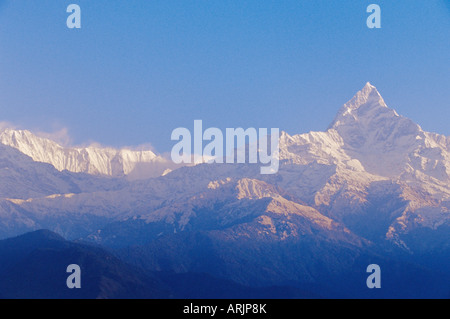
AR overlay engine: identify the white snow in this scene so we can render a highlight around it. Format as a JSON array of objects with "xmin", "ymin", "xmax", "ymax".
[
  {"xmin": 0, "ymin": 128, "xmax": 174, "ymax": 179},
  {"xmin": 0, "ymin": 82, "xmax": 448, "ymax": 249}
]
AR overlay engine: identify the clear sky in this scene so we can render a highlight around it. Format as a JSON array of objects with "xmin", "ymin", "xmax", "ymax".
[{"xmin": 0, "ymin": 0, "xmax": 449, "ymax": 152}]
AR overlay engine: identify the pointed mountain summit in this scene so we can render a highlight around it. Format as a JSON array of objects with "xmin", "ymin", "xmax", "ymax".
[
  {"xmin": 329, "ymin": 82, "xmax": 396, "ymax": 130},
  {"xmin": 328, "ymin": 83, "xmax": 422, "ymax": 150},
  {"xmin": 345, "ymin": 82, "xmax": 386, "ymax": 109},
  {"xmin": 280, "ymin": 82, "xmax": 448, "ymax": 180},
  {"xmin": 324, "ymin": 83, "xmax": 449, "ymax": 181}
]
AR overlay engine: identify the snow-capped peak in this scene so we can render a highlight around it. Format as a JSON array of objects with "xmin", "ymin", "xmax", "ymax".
[
  {"xmin": 349, "ymin": 82, "xmax": 386, "ymax": 109},
  {"xmin": 328, "ymin": 83, "xmax": 420, "ymax": 138},
  {"xmin": 0, "ymin": 128, "xmax": 174, "ymax": 180},
  {"xmin": 328, "ymin": 82, "xmax": 390, "ymax": 130}
]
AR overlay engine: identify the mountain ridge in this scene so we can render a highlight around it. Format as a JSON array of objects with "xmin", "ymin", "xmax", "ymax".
[
  {"xmin": 0, "ymin": 229, "xmax": 323, "ymax": 299},
  {"xmin": 0, "ymin": 83, "xmax": 448, "ymax": 298},
  {"xmin": 1, "ymin": 83, "xmax": 448, "ymax": 250},
  {"xmin": 0, "ymin": 128, "xmax": 174, "ymax": 180}
]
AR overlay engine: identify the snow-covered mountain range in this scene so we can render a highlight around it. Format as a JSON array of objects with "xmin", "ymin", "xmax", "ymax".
[
  {"xmin": 0, "ymin": 82, "xmax": 448, "ymax": 258},
  {"xmin": 0, "ymin": 128, "xmax": 174, "ymax": 179}
]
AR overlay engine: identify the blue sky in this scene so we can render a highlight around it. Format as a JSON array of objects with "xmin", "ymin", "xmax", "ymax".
[{"xmin": 0, "ymin": 0, "xmax": 449, "ymax": 152}]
